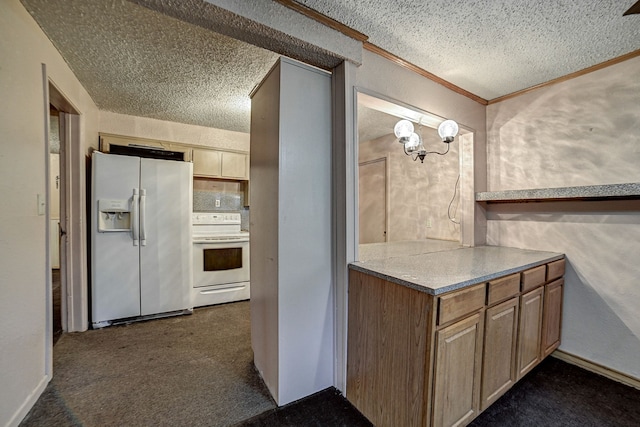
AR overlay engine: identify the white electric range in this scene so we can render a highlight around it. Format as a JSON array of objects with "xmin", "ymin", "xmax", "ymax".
[{"xmin": 192, "ymin": 212, "xmax": 250, "ymax": 307}]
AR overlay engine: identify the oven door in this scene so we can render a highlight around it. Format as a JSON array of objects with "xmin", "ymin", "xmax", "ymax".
[{"xmin": 193, "ymin": 239, "xmax": 250, "ymax": 288}]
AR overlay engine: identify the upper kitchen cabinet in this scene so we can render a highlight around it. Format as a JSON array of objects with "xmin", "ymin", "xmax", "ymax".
[
  {"xmin": 100, "ymin": 133, "xmax": 249, "ymax": 181},
  {"xmin": 193, "ymin": 148, "xmax": 249, "ymax": 180},
  {"xmin": 221, "ymin": 151, "xmax": 248, "ymax": 179},
  {"xmin": 192, "ymin": 149, "xmax": 221, "ymax": 177}
]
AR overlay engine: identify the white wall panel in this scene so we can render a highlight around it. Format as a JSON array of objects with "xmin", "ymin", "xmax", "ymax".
[
  {"xmin": 277, "ymin": 59, "xmax": 333, "ymax": 405},
  {"xmin": 250, "ymin": 58, "xmax": 333, "ymax": 406},
  {"xmin": 249, "ymin": 60, "xmax": 282, "ymax": 402}
]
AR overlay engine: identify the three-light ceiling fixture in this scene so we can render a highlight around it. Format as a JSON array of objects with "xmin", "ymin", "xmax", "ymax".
[{"xmin": 393, "ymin": 119, "xmax": 459, "ymax": 163}]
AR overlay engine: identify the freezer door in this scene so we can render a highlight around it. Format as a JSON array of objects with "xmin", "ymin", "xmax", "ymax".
[
  {"xmin": 91, "ymin": 152, "xmax": 141, "ymax": 323},
  {"xmin": 139, "ymin": 158, "xmax": 193, "ymax": 316}
]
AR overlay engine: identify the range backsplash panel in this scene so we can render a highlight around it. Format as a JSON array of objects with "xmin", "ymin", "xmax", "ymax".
[{"xmin": 192, "ymin": 179, "xmax": 249, "ymax": 231}]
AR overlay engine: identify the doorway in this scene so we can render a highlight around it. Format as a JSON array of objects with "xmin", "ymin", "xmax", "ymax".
[
  {"xmin": 358, "ymin": 156, "xmax": 389, "ymax": 244},
  {"xmin": 356, "ymin": 90, "xmax": 469, "ymax": 248},
  {"xmin": 46, "ymin": 80, "xmax": 83, "ymax": 349},
  {"xmin": 48, "ymin": 106, "xmax": 63, "ymax": 344}
]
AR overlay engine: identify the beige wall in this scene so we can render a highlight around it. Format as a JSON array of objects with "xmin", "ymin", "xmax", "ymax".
[
  {"xmin": 486, "ymin": 56, "xmax": 640, "ymax": 379},
  {"xmin": 0, "ymin": 1, "xmax": 99, "ymax": 425},
  {"xmin": 487, "ymin": 57, "xmax": 640, "ymax": 190},
  {"xmin": 99, "ymin": 111, "xmax": 249, "ymax": 151},
  {"xmin": 359, "ymin": 132, "xmax": 460, "ymax": 242}
]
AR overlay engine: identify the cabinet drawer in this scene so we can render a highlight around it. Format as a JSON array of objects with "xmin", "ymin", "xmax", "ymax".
[
  {"xmin": 546, "ymin": 259, "xmax": 565, "ymax": 281},
  {"xmin": 438, "ymin": 283, "xmax": 486, "ymax": 325},
  {"xmin": 521, "ymin": 265, "xmax": 546, "ymax": 292},
  {"xmin": 487, "ymin": 274, "xmax": 520, "ymax": 306}
]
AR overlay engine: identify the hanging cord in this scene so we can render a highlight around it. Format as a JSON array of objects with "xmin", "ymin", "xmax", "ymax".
[{"xmin": 448, "ymin": 174, "xmax": 461, "ymax": 224}]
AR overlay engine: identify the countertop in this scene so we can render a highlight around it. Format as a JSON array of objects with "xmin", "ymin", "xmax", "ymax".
[
  {"xmin": 476, "ymin": 182, "xmax": 640, "ymax": 203},
  {"xmin": 351, "ymin": 241, "xmax": 563, "ymax": 296},
  {"xmin": 358, "ymin": 239, "xmax": 462, "ymax": 261}
]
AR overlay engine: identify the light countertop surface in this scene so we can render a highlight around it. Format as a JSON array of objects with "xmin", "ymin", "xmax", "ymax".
[
  {"xmin": 476, "ymin": 182, "xmax": 640, "ymax": 202},
  {"xmin": 357, "ymin": 239, "xmax": 462, "ymax": 261},
  {"xmin": 351, "ymin": 241, "xmax": 564, "ymax": 296}
]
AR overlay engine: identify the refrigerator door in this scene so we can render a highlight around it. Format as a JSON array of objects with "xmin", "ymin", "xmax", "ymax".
[
  {"xmin": 139, "ymin": 158, "xmax": 193, "ymax": 316},
  {"xmin": 91, "ymin": 152, "xmax": 141, "ymax": 323}
]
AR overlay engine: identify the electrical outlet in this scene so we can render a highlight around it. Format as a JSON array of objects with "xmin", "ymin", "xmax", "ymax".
[
  {"xmin": 215, "ymin": 199, "xmax": 221, "ymax": 208},
  {"xmin": 426, "ymin": 219, "xmax": 432, "ymax": 228}
]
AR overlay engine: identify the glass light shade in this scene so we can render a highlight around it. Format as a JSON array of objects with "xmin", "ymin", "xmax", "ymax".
[
  {"xmin": 394, "ymin": 119, "xmax": 414, "ymax": 139},
  {"xmin": 438, "ymin": 120, "xmax": 459, "ymax": 141},
  {"xmin": 405, "ymin": 132, "xmax": 420, "ymax": 152}
]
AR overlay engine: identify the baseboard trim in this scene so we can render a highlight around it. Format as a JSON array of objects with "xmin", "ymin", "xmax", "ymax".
[
  {"xmin": 5, "ymin": 375, "xmax": 50, "ymax": 427},
  {"xmin": 552, "ymin": 350, "xmax": 640, "ymax": 390}
]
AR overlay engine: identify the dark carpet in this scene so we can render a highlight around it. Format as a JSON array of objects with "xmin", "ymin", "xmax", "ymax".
[
  {"xmin": 20, "ymin": 301, "xmax": 275, "ymax": 427},
  {"xmin": 249, "ymin": 357, "xmax": 640, "ymax": 427},
  {"xmin": 232, "ymin": 388, "xmax": 372, "ymax": 427},
  {"xmin": 21, "ymin": 298, "xmax": 640, "ymax": 426},
  {"xmin": 52, "ymin": 269, "xmax": 62, "ymax": 345},
  {"xmin": 470, "ymin": 356, "xmax": 640, "ymax": 427}
]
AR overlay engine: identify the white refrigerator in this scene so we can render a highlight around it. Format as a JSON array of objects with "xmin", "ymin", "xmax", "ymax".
[{"xmin": 91, "ymin": 151, "xmax": 193, "ymax": 328}]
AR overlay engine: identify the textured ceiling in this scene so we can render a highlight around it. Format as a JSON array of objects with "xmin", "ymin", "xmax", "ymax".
[
  {"xmin": 357, "ymin": 107, "xmax": 397, "ymax": 143},
  {"xmin": 21, "ymin": 0, "xmax": 640, "ymax": 135},
  {"xmin": 298, "ymin": 0, "xmax": 640, "ymax": 100},
  {"xmin": 22, "ymin": 0, "xmax": 280, "ymax": 133}
]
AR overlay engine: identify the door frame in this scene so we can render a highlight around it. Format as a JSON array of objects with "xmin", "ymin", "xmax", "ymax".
[
  {"xmin": 44, "ymin": 69, "xmax": 88, "ymax": 371},
  {"xmin": 358, "ymin": 154, "xmax": 390, "ymax": 243}
]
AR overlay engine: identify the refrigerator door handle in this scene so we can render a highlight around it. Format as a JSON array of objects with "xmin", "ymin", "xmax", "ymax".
[
  {"xmin": 140, "ymin": 188, "xmax": 147, "ymax": 246},
  {"xmin": 132, "ymin": 188, "xmax": 139, "ymax": 246}
]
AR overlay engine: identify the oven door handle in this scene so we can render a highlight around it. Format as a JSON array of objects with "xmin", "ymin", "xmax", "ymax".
[{"xmin": 192, "ymin": 238, "xmax": 250, "ymax": 244}]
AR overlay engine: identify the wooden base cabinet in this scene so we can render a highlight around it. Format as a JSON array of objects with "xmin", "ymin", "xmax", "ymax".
[
  {"xmin": 541, "ymin": 279, "xmax": 564, "ymax": 357},
  {"xmin": 346, "ymin": 270, "xmax": 433, "ymax": 427},
  {"xmin": 480, "ymin": 297, "xmax": 519, "ymax": 410},
  {"xmin": 347, "ymin": 257, "xmax": 564, "ymax": 427},
  {"xmin": 517, "ymin": 287, "xmax": 544, "ymax": 379},
  {"xmin": 433, "ymin": 313, "xmax": 484, "ymax": 427}
]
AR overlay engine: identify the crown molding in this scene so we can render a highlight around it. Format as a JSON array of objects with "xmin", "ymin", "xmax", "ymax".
[
  {"xmin": 488, "ymin": 49, "xmax": 640, "ymax": 104},
  {"xmin": 363, "ymin": 43, "xmax": 488, "ymax": 105},
  {"xmin": 273, "ymin": 0, "xmax": 368, "ymax": 42}
]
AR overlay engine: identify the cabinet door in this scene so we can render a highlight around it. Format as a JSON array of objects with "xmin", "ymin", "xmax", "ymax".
[
  {"xmin": 517, "ymin": 287, "xmax": 544, "ymax": 379},
  {"xmin": 481, "ymin": 297, "xmax": 519, "ymax": 410},
  {"xmin": 221, "ymin": 151, "xmax": 248, "ymax": 179},
  {"xmin": 432, "ymin": 312, "xmax": 483, "ymax": 427},
  {"xmin": 541, "ymin": 279, "xmax": 563, "ymax": 358},
  {"xmin": 193, "ymin": 149, "xmax": 221, "ymax": 177}
]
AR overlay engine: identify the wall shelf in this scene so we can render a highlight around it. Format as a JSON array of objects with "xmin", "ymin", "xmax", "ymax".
[{"xmin": 476, "ymin": 183, "xmax": 640, "ymax": 204}]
